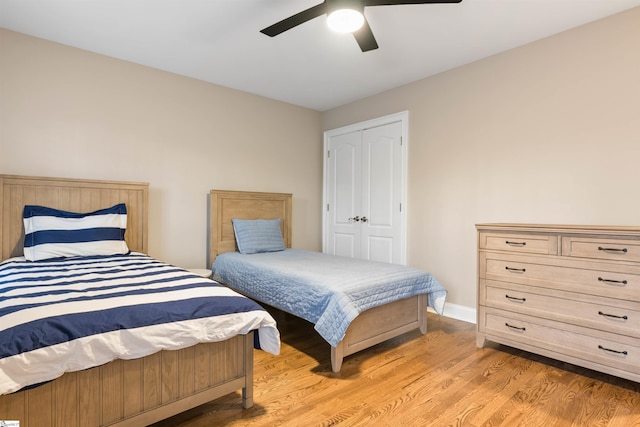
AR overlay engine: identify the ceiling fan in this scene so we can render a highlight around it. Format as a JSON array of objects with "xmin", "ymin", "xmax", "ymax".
[{"xmin": 260, "ymin": 0, "xmax": 463, "ymax": 52}]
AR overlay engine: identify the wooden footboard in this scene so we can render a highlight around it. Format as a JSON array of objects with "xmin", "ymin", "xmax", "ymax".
[
  {"xmin": 331, "ymin": 294, "xmax": 427, "ymax": 372},
  {"xmin": 0, "ymin": 333, "xmax": 254, "ymax": 426}
]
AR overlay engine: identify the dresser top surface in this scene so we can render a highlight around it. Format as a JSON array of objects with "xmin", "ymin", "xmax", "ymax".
[{"xmin": 476, "ymin": 223, "xmax": 640, "ymax": 235}]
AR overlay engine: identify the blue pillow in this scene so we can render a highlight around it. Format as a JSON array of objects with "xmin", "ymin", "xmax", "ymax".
[
  {"xmin": 23, "ymin": 203, "xmax": 130, "ymax": 261},
  {"xmin": 232, "ymin": 218, "xmax": 285, "ymax": 254}
]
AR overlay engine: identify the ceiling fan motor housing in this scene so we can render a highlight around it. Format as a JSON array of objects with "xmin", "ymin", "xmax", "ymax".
[{"xmin": 328, "ymin": 0, "xmax": 365, "ymax": 14}]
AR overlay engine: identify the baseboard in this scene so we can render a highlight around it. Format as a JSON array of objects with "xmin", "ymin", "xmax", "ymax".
[{"xmin": 428, "ymin": 303, "xmax": 476, "ymax": 324}]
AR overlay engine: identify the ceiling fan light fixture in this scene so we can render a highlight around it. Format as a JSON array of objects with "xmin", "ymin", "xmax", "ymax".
[{"xmin": 327, "ymin": 9, "xmax": 365, "ymax": 33}]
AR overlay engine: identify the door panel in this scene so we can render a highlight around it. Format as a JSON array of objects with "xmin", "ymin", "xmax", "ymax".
[
  {"xmin": 362, "ymin": 122, "xmax": 403, "ymax": 263},
  {"xmin": 367, "ymin": 236, "xmax": 394, "ymax": 263},
  {"xmin": 334, "ymin": 233, "xmax": 357, "ymax": 258},
  {"xmin": 326, "ymin": 131, "xmax": 362, "ymax": 259},
  {"xmin": 366, "ymin": 132, "xmax": 394, "ymax": 226}
]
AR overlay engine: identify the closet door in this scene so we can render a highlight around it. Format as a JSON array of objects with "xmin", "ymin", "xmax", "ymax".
[
  {"xmin": 326, "ymin": 130, "xmax": 362, "ymax": 258},
  {"xmin": 324, "ymin": 113, "xmax": 406, "ymax": 264},
  {"xmin": 361, "ymin": 121, "xmax": 403, "ymax": 263}
]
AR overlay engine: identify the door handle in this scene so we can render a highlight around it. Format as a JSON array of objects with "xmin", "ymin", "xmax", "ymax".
[{"xmin": 347, "ymin": 216, "xmax": 368, "ymax": 223}]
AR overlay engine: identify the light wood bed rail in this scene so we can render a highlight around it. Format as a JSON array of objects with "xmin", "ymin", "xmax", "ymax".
[
  {"xmin": 0, "ymin": 175, "xmax": 254, "ymax": 427},
  {"xmin": 209, "ymin": 189, "xmax": 427, "ymax": 372}
]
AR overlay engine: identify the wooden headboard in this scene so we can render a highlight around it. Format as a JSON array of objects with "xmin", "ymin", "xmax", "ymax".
[
  {"xmin": 208, "ymin": 190, "xmax": 292, "ymax": 265},
  {"xmin": 0, "ymin": 174, "xmax": 149, "ymax": 261}
]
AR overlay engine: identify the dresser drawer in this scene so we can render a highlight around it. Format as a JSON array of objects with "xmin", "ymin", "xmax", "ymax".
[
  {"xmin": 483, "ymin": 282, "xmax": 640, "ymax": 338},
  {"xmin": 481, "ymin": 252, "xmax": 640, "ymax": 301},
  {"xmin": 479, "ymin": 231, "xmax": 557, "ymax": 255},
  {"xmin": 562, "ymin": 236, "xmax": 640, "ymax": 263},
  {"xmin": 483, "ymin": 309, "xmax": 640, "ymax": 375}
]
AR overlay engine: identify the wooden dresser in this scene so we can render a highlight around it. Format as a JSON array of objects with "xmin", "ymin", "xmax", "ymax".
[{"xmin": 476, "ymin": 223, "xmax": 640, "ymax": 382}]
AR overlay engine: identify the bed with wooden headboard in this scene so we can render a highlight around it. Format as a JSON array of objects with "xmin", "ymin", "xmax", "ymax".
[
  {"xmin": 0, "ymin": 175, "xmax": 258, "ymax": 427},
  {"xmin": 209, "ymin": 189, "xmax": 440, "ymax": 372}
]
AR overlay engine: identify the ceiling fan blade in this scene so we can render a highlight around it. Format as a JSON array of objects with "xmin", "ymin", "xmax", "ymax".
[
  {"xmin": 353, "ymin": 19, "xmax": 379, "ymax": 52},
  {"xmin": 260, "ymin": 3, "xmax": 328, "ymax": 37},
  {"xmin": 364, "ymin": 0, "xmax": 462, "ymax": 5}
]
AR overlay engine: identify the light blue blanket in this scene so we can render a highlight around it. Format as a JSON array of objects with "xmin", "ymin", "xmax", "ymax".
[{"xmin": 212, "ymin": 249, "xmax": 447, "ymax": 347}]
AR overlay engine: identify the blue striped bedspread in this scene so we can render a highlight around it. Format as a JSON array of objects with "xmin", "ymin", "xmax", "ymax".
[
  {"xmin": 0, "ymin": 252, "xmax": 280, "ymax": 396},
  {"xmin": 212, "ymin": 249, "xmax": 447, "ymax": 347}
]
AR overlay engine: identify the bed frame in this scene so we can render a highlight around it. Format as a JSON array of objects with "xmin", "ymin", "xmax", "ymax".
[
  {"xmin": 0, "ymin": 175, "xmax": 254, "ymax": 427},
  {"xmin": 209, "ymin": 189, "xmax": 428, "ymax": 372}
]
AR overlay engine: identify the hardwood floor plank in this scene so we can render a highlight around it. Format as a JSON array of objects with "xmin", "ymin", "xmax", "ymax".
[{"xmin": 152, "ymin": 310, "xmax": 640, "ymax": 427}]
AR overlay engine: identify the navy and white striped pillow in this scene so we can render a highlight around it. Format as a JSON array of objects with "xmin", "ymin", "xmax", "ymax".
[{"xmin": 23, "ymin": 203, "xmax": 130, "ymax": 261}]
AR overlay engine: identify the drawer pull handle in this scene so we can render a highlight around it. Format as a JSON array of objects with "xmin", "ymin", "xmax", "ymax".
[
  {"xmin": 505, "ymin": 267, "xmax": 526, "ymax": 273},
  {"xmin": 598, "ymin": 311, "xmax": 628, "ymax": 321},
  {"xmin": 597, "ymin": 277, "xmax": 628, "ymax": 286},
  {"xmin": 505, "ymin": 323, "xmax": 526, "ymax": 332},
  {"xmin": 598, "ymin": 246, "xmax": 628, "ymax": 253},
  {"xmin": 505, "ymin": 295, "xmax": 526, "ymax": 303},
  {"xmin": 505, "ymin": 240, "xmax": 526, "ymax": 246},
  {"xmin": 598, "ymin": 345, "xmax": 628, "ymax": 356}
]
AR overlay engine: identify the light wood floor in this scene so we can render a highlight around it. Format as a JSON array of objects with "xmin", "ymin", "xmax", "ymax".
[{"xmin": 153, "ymin": 309, "xmax": 640, "ymax": 427}]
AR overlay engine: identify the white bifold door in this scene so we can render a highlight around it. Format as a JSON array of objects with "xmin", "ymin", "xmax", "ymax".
[{"xmin": 324, "ymin": 113, "xmax": 407, "ymax": 264}]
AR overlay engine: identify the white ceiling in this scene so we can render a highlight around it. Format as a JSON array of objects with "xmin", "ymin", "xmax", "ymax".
[{"xmin": 1, "ymin": 0, "xmax": 639, "ymax": 111}]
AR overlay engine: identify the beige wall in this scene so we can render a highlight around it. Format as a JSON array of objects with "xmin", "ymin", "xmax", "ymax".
[
  {"xmin": 322, "ymin": 7, "xmax": 640, "ymax": 315},
  {"xmin": 0, "ymin": 29, "xmax": 324, "ymax": 269}
]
